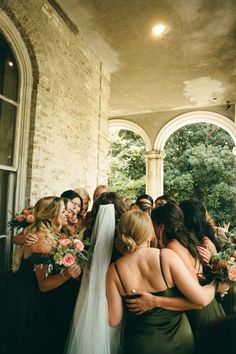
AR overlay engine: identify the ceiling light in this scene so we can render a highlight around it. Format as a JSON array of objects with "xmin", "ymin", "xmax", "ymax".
[
  {"xmin": 152, "ymin": 24, "xmax": 167, "ymax": 36},
  {"xmin": 7, "ymin": 60, "xmax": 14, "ymax": 67}
]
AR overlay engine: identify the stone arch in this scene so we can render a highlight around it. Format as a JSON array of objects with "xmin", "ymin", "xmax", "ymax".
[
  {"xmin": 109, "ymin": 119, "xmax": 152, "ymax": 151},
  {"xmin": 154, "ymin": 111, "xmax": 236, "ymax": 151},
  {"xmin": 153, "ymin": 110, "xmax": 236, "ymax": 197},
  {"xmin": 0, "ymin": 9, "xmax": 34, "ymax": 209}
]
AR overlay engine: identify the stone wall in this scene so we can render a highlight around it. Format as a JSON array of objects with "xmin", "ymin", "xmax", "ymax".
[{"xmin": 1, "ymin": 0, "xmax": 110, "ymax": 204}]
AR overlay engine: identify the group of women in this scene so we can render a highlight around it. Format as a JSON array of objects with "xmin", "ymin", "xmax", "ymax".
[{"xmin": 0, "ymin": 187, "xmax": 233, "ymax": 354}]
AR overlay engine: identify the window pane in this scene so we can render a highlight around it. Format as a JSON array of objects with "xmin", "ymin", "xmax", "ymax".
[
  {"xmin": 0, "ymin": 99, "xmax": 16, "ymax": 166},
  {"xmin": 0, "ymin": 170, "xmax": 14, "ymax": 277},
  {"xmin": 0, "ymin": 170, "xmax": 9, "ymax": 234},
  {"xmin": 0, "ymin": 32, "xmax": 19, "ymax": 102},
  {"xmin": 0, "ymin": 238, "xmax": 7, "ymax": 280}
]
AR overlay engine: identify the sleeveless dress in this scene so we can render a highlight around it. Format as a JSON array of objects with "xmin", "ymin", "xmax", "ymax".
[
  {"xmin": 0, "ymin": 256, "xmax": 47, "ymax": 354},
  {"xmin": 31, "ymin": 253, "xmax": 81, "ymax": 354},
  {"xmin": 115, "ymin": 263, "xmax": 196, "ymax": 354},
  {"xmin": 186, "ymin": 277, "xmax": 225, "ymax": 351},
  {"xmin": 0, "ymin": 253, "xmax": 81, "ymax": 354}
]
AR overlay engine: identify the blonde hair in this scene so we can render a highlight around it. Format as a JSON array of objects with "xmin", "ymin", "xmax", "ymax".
[
  {"xmin": 13, "ymin": 196, "xmax": 64, "ymax": 272},
  {"xmin": 93, "ymin": 185, "xmax": 110, "ymax": 201},
  {"xmin": 74, "ymin": 187, "xmax": 91, "ymax": 201},
  {"xmin": 116, "ymin": 209, "xmax": 156, "ymax": 255}
]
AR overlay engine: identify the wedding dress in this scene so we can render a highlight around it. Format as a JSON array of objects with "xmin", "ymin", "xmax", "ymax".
[{"xmin": 65, "ymin": 204, "xmax": 121, "ymax": 354}]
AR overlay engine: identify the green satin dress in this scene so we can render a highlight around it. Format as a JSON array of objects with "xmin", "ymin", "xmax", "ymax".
[
  {"xmin": 186, "ymin": 278, "xmax": 225, "ymax": 350},
  {"xmin": 115, "ymin": 264, "xmax": 195, "ymax": 354}
]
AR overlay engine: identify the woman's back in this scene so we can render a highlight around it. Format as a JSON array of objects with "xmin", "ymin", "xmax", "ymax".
[
  {"xmin": 114, "ymin": 247, "xmax": 170, "ymax": 294},
  {"xmin": 113, "ymin": 248, "xmax": 195, "ymax": 354}
]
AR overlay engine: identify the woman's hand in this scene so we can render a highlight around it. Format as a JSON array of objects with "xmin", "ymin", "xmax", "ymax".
[
  {"xmin": 197, "ymin": 246, "xmax": 211, "ymax": 263},
  {"xmin": 25, "ymin": 233, "xmax": 39, "ymax": 245},
  {"xmin": 126, "ymin": 290, "xmax": 158, "ymax": 315},
  {"xmin": 65, "ymin": 263, "xmax": 82, "ymax": 279},
  {"xmin": 216, "ymin": 282, "xmax": 230, "ymax": 296}
]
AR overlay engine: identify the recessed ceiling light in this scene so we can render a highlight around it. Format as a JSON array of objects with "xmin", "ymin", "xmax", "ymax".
[{"xmin": 152, "ymin": 23, "xmax": 168, "ymax": 36}]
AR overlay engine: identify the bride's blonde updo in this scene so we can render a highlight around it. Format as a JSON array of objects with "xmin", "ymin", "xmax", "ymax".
[{"xmin": 116, "ymin": 209, "xmax": 156, "ymax": 255}]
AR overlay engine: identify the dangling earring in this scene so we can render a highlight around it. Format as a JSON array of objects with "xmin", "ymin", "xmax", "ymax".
[{"xmin": 147, "ymin": 240, "xmax": 150, "ymax": 248}]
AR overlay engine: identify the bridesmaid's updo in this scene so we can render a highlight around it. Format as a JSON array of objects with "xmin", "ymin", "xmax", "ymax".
[{"xmin": 116, "ymin": 209, "xmax": 156, "ymax": 255}]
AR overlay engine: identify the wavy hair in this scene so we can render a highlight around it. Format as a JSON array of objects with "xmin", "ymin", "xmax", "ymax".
[
  {"xmin": 151, "ymin": 202, "xmax": 202, "ymax": 262},
  {"xmin": 179, "ymin": 199, "xmax": 220, "ymax": 251},
  {"xmin": 13, "ymin": 196, "xmax": 64, "ymax": 272}
]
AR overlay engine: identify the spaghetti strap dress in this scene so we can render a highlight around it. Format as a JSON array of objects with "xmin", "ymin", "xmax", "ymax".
[
  {"xmin": 186, "ymin": 276, "xmax": 225, "ymax": 351},
  {"xmin": 0, "ymin": 255, "xmax": 47, "ymax": 354},
  {"xmin": 115, "ymin": 259, "xmax": 195, "ymax": 354}
]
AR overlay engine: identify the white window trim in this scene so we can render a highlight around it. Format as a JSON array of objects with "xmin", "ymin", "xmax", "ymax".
[{"xmin": 0, "ymin": 10, "xmax": 33, "ymax": 210}]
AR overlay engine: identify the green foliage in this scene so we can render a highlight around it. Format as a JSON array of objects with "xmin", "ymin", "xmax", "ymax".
[
  {"xmin": 164, "ymin": 123, "xmax": 236, "ymax": 225},
  {"xmin": 108, "ymin": 124, "xmax": 236, "ymax": 226},
  {"xmin": 108, "ymin": 130, "xmax": 146, "ymax": 198}
]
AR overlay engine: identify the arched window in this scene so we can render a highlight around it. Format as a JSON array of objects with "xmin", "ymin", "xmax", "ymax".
[{"xmin": 0, "ymin": 32, "xmax": 20, "ymax": 277}]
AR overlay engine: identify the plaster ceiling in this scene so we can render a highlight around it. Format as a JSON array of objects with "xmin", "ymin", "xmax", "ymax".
[{"xmin": 58, "ymin": 0, "xmax": 236, "ymax": 117}]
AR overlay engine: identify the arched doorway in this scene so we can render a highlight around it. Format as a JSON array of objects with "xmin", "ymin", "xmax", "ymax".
[
  {"xmin": 108, "ymin": 119, "xmax": 158, "ymax": 197},
  {"xmin": 154, "ymin": 111, "xmax": 236, "ymax": 196}
]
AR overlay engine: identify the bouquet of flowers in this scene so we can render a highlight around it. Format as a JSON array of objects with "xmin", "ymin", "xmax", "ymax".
[
  {"xmin": 8, "ymin": 207, "xmax": 35, "ymax": 231},
  {"xmin": 209, "ymin": 228, "xmax": 236, "ymax": 283},
  {"xmin": 50, "ymin": 237, "xmax": 90, "ymax": 274}
]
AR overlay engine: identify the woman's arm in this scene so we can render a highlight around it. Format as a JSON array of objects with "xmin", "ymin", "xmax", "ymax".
[
  {"xmin": 106, "ymin": 265, "xmax": 123, "ymax": 327},
  {"xmin": 35, "ymin": 263, "xmax": 81, "ymax": 292},
  {"xmin": 30, "ymin": 232, "xmax": 81, "ymax": 292},
  {"xmin": 13, "ymin": 231, "xmax": 38, "ymax": 245},
  {"xmin": 164, "ymin": 249, "xmax": 215, "ymax": 306},
  {"xmin": 126, "ymin": 290, "xmax": 202, "ymax": 314}
]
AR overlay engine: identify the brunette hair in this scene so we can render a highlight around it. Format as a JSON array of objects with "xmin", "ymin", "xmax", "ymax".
[
  {"xmin": 151, "ymin": 203, "xmax": 202, "ymax": 261},
  {"xmin": 83, "ymin": 192, "xmax": 128, "ymax": 241},
  {"xmin": 179, "ymin": 199, "xmax": 220, "ymax": 251}
]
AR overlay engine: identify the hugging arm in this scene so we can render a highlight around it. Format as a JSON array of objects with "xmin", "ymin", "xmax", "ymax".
[
  {"xmin": 106, "ymin": 264, "xmax": 123, "ymax": 327},
  {"xmin": 126, "ymin": 290, "xmax": 203, "ymax": 315}
]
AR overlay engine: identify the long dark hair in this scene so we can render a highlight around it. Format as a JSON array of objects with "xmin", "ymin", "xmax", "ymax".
[
  {"xmin": 151, "ymin": 202, "xmax": 202, "ymax": 262},
  {"xmin": 179, "ymin": 199, "xmax": 221, "ymax": 251},
  {"xmin": 83, "ymin": 192, "xmax": 128, "ymax": 241}
]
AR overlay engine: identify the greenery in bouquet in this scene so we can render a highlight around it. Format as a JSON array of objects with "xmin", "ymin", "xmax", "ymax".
[
  {"xmin": 8, "ymin": 207, "xmax": 35, "ymax": 231},
  {"xmin": 209, "ymin": 228, "xmax": 236, "ymax": 283},
  {"xmin": 51, "ymin": 237, "xmax": 91, "ymax": 274}
]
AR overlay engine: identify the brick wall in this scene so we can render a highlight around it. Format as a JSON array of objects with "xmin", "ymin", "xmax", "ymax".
[{"xmin": 2, "ymin": 0, "xmax": 110, "ymax": 204}]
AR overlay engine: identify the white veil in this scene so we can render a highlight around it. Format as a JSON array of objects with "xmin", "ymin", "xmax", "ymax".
[{"xmin": 66, "ymin": 204, "xmax": 120, "ymax": 354}]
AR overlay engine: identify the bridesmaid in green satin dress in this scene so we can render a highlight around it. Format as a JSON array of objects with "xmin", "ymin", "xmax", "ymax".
[
  {"xmin": 106, "ymin": 209, "xmax": 218, "ymax": 354},
  {"xmin": 126, "ymin": 202, "xmax": 227, "ymax": 353}
]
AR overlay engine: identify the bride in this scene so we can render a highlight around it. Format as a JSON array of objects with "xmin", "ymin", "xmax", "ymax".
[{"xmin": 65, "ymin": 192, "xmax": 127, "ymax": 354}]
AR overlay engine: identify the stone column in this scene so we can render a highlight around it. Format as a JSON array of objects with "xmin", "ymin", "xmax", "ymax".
[{"xmin": 146, "ymin": 150, "xmax": 166, "ymax": 200}]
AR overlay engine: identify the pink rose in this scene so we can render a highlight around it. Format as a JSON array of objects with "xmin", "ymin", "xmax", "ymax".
[
  {"xmin": 74, "ymin": 239, "xmax": 84, "ymax": 251},
  {"xmin": 62, "ymin": 253, "xmax": 75, "ymax": 267},
  {"xmin": 228, "ymin": 263, "xmax": 236, "ymax": 281},
  {"xmin": 22, "ymin": 209, "xmax": 30, "ymax": 216},
  {"xmin": 16, "ymin": 214, "xmax": 25, "ymax": 222},
  {"xmin": 59, "ymin": 239, "xmax": 72, "ymax": 246},
  {"xmin": 26, "ymin": 215, "xmax": 35, "ymax": 223}
]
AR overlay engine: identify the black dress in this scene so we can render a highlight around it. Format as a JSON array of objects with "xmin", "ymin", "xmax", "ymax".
[
  {"xmin": 31, "ymin": 253, "xmax": 81, "ymax": 354},
  {"xmin": 115, "ymin": 263, "xmax": 196, "ymax": 354},
  {"xmin": 0, "ymin": 256, "xmax": 47, "ymax": 354},
  {"xmin": 0, "ymin": 253, "xmax": 81, "ymax": 354}
]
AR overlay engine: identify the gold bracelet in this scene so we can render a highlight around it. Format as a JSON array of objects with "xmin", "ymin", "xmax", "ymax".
[{"xmin": 61, "ymin": 271, "xmax": 70, "ymax": 280}]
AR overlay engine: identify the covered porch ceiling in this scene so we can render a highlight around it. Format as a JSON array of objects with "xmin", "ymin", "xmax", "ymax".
[{"xmin": 58, "ymin": 0, "xmax": 236, "ymax": 117}]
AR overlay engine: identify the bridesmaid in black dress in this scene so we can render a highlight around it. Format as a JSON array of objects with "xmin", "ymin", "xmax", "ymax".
[
  {"xmin": 106, "ymin": 209, "xmax": 218, "ymax": 354},
  {"xmin": 0, "ymin": 196, "xmax": 81, "ymax": 354}
]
